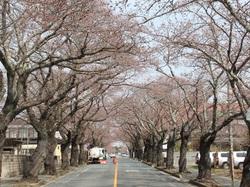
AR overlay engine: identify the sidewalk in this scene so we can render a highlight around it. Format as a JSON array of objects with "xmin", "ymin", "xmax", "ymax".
[
  {"xmin": 0, "ymin": 165, "xmax": 86, "ymax": 187},
  {"xmin": 143, "ymin": 161, "xmax": 241, "ymax": 187},
  {"xmin": 158, "ymin": 166, "xmax": 241, "ymax": 187}
]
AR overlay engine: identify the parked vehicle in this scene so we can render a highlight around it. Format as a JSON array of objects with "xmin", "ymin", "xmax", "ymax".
[
  {"xmin": 195, "ymin": 151, "xmax": 246, "ymax": 169},
  {"xmin": 195, "ymin": 152, "xmax": 215, "ymax": 167},
  {"xmin": 88, "ymin": 147, "xmax": 106, "ymax": 164},
  {"xmin": 109, "ymin": 153, "xmax": 116, "ymax": 158},
  {"xmin": 215, "ymin": 151, "xmax": 246, "ymax": 169},
  {"xmin": 121, "ymin": 153, "xmax": 129, "ymax": 157},
  {"xmin": 233, "ymin": 151, "xmax": 246, "ymax": 170},
  {"xmin": 217, "ymin": 151, "xmax": 247, "ymax": 169},
  {"xmin": 217, "ymin": 152, "xmax": 229, "ymax": 169}
]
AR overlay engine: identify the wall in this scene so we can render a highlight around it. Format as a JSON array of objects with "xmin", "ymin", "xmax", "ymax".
[
  {"xmin": 162, "ymin": 151, "xmax": 197, "ymax": 167},
  {"xmin": 1, "ymin": 154, "xmax": 27, "ymax": 177},
  {"xmin": 173, "ymin": 151, "xmax": 198, "ymax": 167}
]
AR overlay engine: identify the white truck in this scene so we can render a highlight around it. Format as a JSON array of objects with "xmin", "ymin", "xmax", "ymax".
[{"xmin": 88, "ymin": 147, "xmax": 106, "ymax": 164}]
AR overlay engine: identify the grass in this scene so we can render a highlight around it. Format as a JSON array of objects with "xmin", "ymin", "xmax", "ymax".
[
  {"xmin": 191, "ymin": 165, "xmax": 198, "ymax": 169},
  {"xmin": 189, "ymin": 165, "xmax": 242, "ymax": 180},
  {"xmin": 211, "ymin": 168, "xmax": 242, "ymax": 180}
]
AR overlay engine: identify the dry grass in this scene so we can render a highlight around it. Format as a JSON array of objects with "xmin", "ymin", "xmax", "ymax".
[
  {"xmin": 211, "ymin": 168, "xmax": 242, "ymax": 180},
  {"xmin": 0, "ymin": 166, "xmax": 84, "ymax": 187}
]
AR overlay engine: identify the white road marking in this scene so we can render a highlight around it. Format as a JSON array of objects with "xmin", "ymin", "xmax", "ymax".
[{"xmin": 125, "ymin": 170, "xmax": 139, "ymax": 173}]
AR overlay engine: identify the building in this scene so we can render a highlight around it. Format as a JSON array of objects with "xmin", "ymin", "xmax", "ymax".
[
  {"xmin": 4, "ymin": 119, "xmax": 37, "ymax": 154},
  {"xmin": 4, "ymin": 119, "xmax": 61, "ymax": 161},
  {"xmin": 191, "ymin": 119, "xmax": 249, "ymax": 151}
]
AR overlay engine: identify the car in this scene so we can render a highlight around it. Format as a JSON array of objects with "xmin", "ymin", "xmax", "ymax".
[
  {"xmin": 196, "ymin": 151, "xmax": 247, "ymax": 169},
  {"xmin": 233, "ymin": 151, "xmax": 246, "ymax": 170},
  {"xmin": 121, "ymin": 153, "xmax": 129, "ymax": 157},
  {"xmin": 195, "ymin": 152, "xmax": 215, "ymax": 167},
  {"xmin": 217, "ymin": 152, "xmax": 229, "ymax": 168},
  {"xmin": 217, "ymin": 151, "xmax": 247, "ymax": 169},
  {"xmin": 109, "ymin": 153, "xmax": 116, "ymax": 158}
]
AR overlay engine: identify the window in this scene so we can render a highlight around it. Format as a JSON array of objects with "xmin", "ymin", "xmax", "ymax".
[
  {"xmin": 236, "ymin": 153, "xmax": 246, "ymax": 157},
  {"xmin": 18, "ymin": 128, "xmax": 28, "ymax": 138},
  {"xmin": 28, "ymin": 128, "xmax": 38, "ymax": 138},
  {"xmin": 20, "ymin": 149, "xmax": 35, "ymax": 155},
  {"xmin": 6, "ymin": 129, "xmax": 10, "ymax": 138},
  {"xmin": 9, "ymin": 128, "xmax": 18, "ymax": 138},
  {"xmin": 221, "ymin": 153, "xmax": 229, "ymax": 157}
]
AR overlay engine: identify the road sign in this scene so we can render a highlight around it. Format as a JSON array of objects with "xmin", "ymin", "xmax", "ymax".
[{"xmin": 246, "ymin": 108, "xmax": 250, "ymax": 121}]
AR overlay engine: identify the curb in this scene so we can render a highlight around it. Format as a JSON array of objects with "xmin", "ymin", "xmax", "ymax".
[
  {"xmin": 189, "ymin": 180, "xmax": 210, "ymax": 187},
  {"xmin": 156, "ymin": 167, "xmax": 182, "ymax": 178},
  {"xmin": 142, "ymin": 161, "xmax": 182, "ymax": 179},
  {"xmin": 189, "ymin": 179, "xmax": 220, "ymax": 187},
  {"xmin": 142, "ymin": 161, "xmax": 220, "ymax": 187}
]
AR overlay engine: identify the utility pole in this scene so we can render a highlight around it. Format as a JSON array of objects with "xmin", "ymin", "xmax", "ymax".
[
  {"xmin": 227, "ymin": 82, "xmax": 234, "ymax": 187},
  {"xmin": 229, "ymin": 123, "xmax": 234, "ymax": 187}
]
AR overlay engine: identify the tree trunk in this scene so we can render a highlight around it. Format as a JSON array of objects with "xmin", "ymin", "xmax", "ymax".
[
  {"xmin": 166, "ymin": 129, "xmax": 176, "ymax": 170},
  {"xmin": 128, "ymin": 148, "xmax": 133, "ymax": 158},
  {"xmin": 151, "ymin": 146, "xmax": 157, "ymax": 164},
  {"xmin": 240, "ymin": 146, "xmax": 250, "ymax": 187},
  {"xmin": 70, "ymin": 136, "xmax": 79, "ymax": 167},
  {"xmin": 23, "ymin": 132, "xmax": 48, "ymax": 181},
  {"xmin": 156, "ymin": 139, "xmax": 164, "ymax": 166},
  {"xmin": 132, "ymin": 147, "xmax": 136, "ymax": 159},
  {"xmin": 137, "ymin": 140, "xmax": 144, "ymax": 161},
  {"xmin": 60, "ymin": 131, "xmax": 71, "ymax": 170},
  {"xmin": 131, "ymin": 147, "xmax": 135, "ymax": 158},
  {"xmin": 197, "ymin": 134, "xmax": 216, "ymax": 180},
  {"xmin": 148, "ymin": 136, "xmax": 154, "ymax": 163},
  {"xmin": 44, "ymin": 131, "xmax": 57, "ymax": 175},
  {"xmin": 0, "ymin": 129, "xmax": 6, "ymax": 177},
  {"xmin": 134, "ymin": 144, "xmax": 143, "ymax": 160},
  {"xmin": 0, "ymin": 3, "xmax": 11, "ymax": 176},
  {"xmin": 179, "ymin": 135, "xmax": 188, "ymax": 173},
  {"xmin": 61, "ymin": 140, "xmax": 70, "ymax": 170},
  {"xmin": 179, "ymin": 124, "xmax": 191, "ymax": 173},
  {"xmin": 152, "ymin": 138, "xmax": 157, "ymax": 165},
  {"xmin": 137, "ymin": 148, "xmax": 143, "ymax": 160},
  {"xmin": 143, "ymin": 139, "xmax": 150, "ymax": 161},
  {"xmin": 135, "ymin": 148, "xmax": 138, "ymax": 159},
  {"xmin": 240, "ymin": 125, "xmax": 250, "ymax": 187},
  {"xmin": 143, "ymin": 144, "xmax": 148, "ymax": 161},
  {"xmin": 78, "ymin": 143, "xmax": 85, "ymax": 165},
  {"xmin": 133, "ymin": 138, "xmax": 143, "ymax": 160}
]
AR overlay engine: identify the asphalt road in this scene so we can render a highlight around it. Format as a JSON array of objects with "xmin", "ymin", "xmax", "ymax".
[{"xmin": 45, "ymin": 158, "xmax": 194, "ymax": 187}]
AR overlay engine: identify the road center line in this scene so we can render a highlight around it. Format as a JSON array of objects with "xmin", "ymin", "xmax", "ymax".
[{"xmin": 114, "ymin": 162, "xmax": 118, "ymax": 187}]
